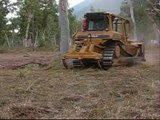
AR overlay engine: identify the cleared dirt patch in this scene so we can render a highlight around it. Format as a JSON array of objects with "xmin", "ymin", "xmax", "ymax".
[{"xmin": 0, "ymin": 51, "xmax": 58, "ymax": 69}]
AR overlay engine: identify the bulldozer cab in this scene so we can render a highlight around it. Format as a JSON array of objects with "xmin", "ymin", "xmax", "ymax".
[
  {"xmin": 83, "ymin": 12, "xmax": 130, "ymax": 39},
  {"xmin": 84, "ymin": 13, "xmax": 109, "ymax": 31}
]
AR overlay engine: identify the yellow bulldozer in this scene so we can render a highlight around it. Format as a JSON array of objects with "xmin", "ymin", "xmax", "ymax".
[{"xmin": 63, "ymin": 12, "xmax": 145, "ymax": 69}]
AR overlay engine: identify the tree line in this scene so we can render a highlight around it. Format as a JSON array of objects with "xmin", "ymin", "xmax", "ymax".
[
  {"xmin": 0, "ymin": 0, "xmax": 81, "ymax": 48},
  {"xmin": 0, "ymin": 0, "xmax": 159, "ymax": 48}
]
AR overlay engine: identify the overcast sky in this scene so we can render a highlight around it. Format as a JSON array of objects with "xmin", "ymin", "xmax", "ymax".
[
  {"xmin": 10, "ymin": 0, "xmax": 84, "ymax": 7},
  {"xmin": 68, "ymin": 0, "xmax": 84, "ymax": 7}
]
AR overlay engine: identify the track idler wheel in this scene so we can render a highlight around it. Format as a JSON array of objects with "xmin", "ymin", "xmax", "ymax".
[{"xmin": 63, "ymin": 59, "xmax": 85, "ymax": 69}]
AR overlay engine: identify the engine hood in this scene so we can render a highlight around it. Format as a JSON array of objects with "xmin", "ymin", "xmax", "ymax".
[{"xmin": 75, "ymin": 31, "xmax": 122, "ymax": 40}]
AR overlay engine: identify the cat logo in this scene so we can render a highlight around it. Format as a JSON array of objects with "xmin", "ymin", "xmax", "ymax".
[{"xmin": 88, "ymin": 34, "xmax": 98, "ymax": 38}]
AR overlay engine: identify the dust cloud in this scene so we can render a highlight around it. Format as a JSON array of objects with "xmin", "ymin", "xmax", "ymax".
[{"xmin": 145, "ymin": 44, "xmax": 160, "ymax": 65}]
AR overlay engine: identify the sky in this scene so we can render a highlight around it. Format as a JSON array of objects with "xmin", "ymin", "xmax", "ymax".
[
  {"xmin": 65, "ymin": 0, "xmax": 84, "ymax": 7},
  {"xmin": 10, "ymin": 0, "xmax": 84, "ymax": 8}
]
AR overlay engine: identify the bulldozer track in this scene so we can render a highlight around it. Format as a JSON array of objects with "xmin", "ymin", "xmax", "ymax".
[
  {"xmin": 73, "ymin": 59, "xmax": 84, "ymax": 68},
  {"xmin": 62, "ymin": 59, "xmax": 84, "ymax": 69},
  {"xmin": 99, "ymin": 43, "xmax": 139, "ymax": 70},
  {"xmin": 100, "ymin": 45, "xmax": 115, "ymax": 69}
]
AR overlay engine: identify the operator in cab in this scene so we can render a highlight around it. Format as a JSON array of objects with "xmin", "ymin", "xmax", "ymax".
[{"xmin": 82, "ymin": 13, "xmax": 109, "ymax": 31}]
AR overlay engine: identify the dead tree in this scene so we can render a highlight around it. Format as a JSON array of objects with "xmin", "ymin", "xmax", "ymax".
[
  {"xmin": 128, "ymin": 0, "xmax": 138, "ymax": 40},
  {"xmin": 58, "ymin": 0, "xmax": 70, "ymax": 57}
]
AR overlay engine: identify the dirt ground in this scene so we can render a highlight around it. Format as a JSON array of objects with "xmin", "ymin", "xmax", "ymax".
[
  {"xmin": 0, "ymin": 51, "xmax": 58, "ymax": 69},
  {"xmin": 0, "ymin": 46, "xmax": 159, "ymax": 119}
]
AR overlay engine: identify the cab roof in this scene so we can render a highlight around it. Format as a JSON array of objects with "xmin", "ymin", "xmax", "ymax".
[{"xmin": 84, "ymin": 12, "xmax": 130, "ymax": 23}]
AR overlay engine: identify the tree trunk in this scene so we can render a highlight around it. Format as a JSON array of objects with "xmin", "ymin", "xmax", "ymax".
[
  {"xmin": 59, "ymin": 0, "xmax": 70, "ymax": 57},
  {"xmin": 23, "ymin": 12, "xmax": 33, "ymax": 47},
  {"xmin": 128, "ymin": 0, "xmax": 138, "ymax": 40},
  {"xmin": 34, "ymin": 32, "xmax": 38, "ymax": 48},
  {"xmin": 5, "ymin": 33, "xmax": 11, "ymax": 47},
  {"xmin": 23, "ymin": 22, "xmax": 30, "ymax": 47},
  {"xmin": 11, "ymin": 31, "xmax": 15, "ymax": 47},
  {"xmin": 53, "ymin": 34, "xmax": 57, "ymax": 46}
]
